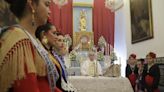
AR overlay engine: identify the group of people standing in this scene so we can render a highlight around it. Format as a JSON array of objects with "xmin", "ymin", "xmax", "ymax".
[
  {"xmin": 0, "ymin": 0, "xmax": 75, "ymax": 92},
  {"xmin": 126, "ymin": 52, "xmax": 160, "ymax": 92}
]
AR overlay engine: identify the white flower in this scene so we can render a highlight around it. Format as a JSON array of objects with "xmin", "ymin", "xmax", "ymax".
[
  {"xmin": 65, "ymin": 34, "xmax": 72, "ymax": 48},
  {"xmin": 98, "ymin": 36, "xmax": 107, "ymax": 48},
  {"xmin": 69, "ymin": 50, "xmax": 76, "ymax": 61},
  {"xmin": 110, "ymin": 51, "xmax": 117, "ymax": 61},
  {"xmin": 53, "ymin": 0, "xmax": 68, "ymax": 7},
  {"xmin": 97, "ymin": 51, "xmax": 104, "ymax": 61}
]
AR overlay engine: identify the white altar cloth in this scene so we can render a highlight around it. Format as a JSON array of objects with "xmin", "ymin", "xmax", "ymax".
[{"xmin": 68, "ymin": 76, "xmax": 133, "ymax": 92}]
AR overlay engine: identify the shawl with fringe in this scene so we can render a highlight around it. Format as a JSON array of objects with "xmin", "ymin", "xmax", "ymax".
[{"xmin": 0, "ymin": 27, "xmax": 46, "ymax": 92}]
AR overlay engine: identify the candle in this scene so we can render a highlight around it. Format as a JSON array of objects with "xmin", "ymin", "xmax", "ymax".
[
  {"xmin": 107, "ymin": 43, "xmax": 109, "ymax": 55},
  {"xmin": 110, "ymin": 44, "xmax": 113, "ymax": 54},
  {"xmin": 105, "ymin": 44, "xmax": 107, "ymax": 55}
]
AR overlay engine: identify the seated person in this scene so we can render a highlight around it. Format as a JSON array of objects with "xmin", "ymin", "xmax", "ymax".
[{"xmin": 81, "ymin": 51, "xmax": 102, "ymax": 76}]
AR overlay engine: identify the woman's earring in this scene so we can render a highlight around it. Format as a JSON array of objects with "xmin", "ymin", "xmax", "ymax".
[
  {"xmin": 42, "ymin": 36, "xmax": 48, "ymax": 44},
  {"xmin": 32, "ymin": 9, "xmax": 35, "ymax": 26}
]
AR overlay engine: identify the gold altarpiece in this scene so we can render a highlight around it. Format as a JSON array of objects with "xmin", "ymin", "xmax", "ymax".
[
  {"xmin": 73, "ymin": 7, "xmax": 94, "ymax": 51},
  {"xmin": 73, "ymin": 31, "xmax": 94, "ymax": 51}
]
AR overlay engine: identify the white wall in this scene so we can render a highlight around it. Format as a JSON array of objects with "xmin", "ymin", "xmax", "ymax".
[
  {"xmin": 114, "ymin": 4, "xmax": 127, "ymax": 77},
  {"xmin": 115, "ymin": 0, "xmax": 164, "ymax": 76},
  {"xmin": 126, "ymin": 0, "xmax": 164, "ymax": 58}
]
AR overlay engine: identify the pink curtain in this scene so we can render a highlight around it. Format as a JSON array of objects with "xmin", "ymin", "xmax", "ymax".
[
  {"xmin": 49, "ymin": 0, "xmax": 73, "ymax": 36},
  {"xmin": 93, "ymin": 0, "xmax": 115, "ymax": 47}
]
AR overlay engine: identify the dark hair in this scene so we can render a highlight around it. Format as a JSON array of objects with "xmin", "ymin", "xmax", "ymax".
[
  {"xmin": 5, "ymin": 0, "xmax": 39, "ymax": 19},
  {"xmin": 138, "ymin": 58, "xmax": 145, "ymax": 65},
  {"xmin": 54, "ymin": 31, "xmax": 62, "ymax": 36},
  {"xmin": 129, "ymin": 53, "xmax": 136, "ymax": 59},
  {"xmin": 35, "ymin": 22, "xmax": 54, "ymax": 40},
  {"xmin": 5, "ymin": 0, "xmax": 15, "ymax": 4}
]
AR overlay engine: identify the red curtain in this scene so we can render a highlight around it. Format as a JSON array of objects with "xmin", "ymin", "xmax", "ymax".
[
  {"xmin": 49, "ymin": 0, "xmax": 114, "ymax": 47},
  {"xmin": 93, "ymin": 0, "xmax": 115, "ymax": 47},
  {"xmin": 49, "ymin": 0, "xmax": 73, "ymax": 36}
]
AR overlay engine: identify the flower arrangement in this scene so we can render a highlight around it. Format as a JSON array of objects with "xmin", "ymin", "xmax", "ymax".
[
  {"xmin": 53, "ymin": 0, "xmax": 68, "ymax": 7},
  {"xmin": 110, "ymin": 51, "xmax": 117, "ymax": 64},
  {"xmin": 69, "ymin": 50, "xmax": 77, "ymax": 61},
  {"xmin": 98, "ymin": 36, "xmax": 107, "ymax": 48},
  {"xmin": 65, "ymin": 34, "xmax": 72, "ymax": 48},
  {"xmin": 97, "ymin": 51, "xmax": 105, "ymax": 61}
]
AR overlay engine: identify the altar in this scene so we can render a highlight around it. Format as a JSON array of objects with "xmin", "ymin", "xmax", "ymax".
[{"xmin": 68, "ymin": 76, "xmax": 133, "ymax": 92}]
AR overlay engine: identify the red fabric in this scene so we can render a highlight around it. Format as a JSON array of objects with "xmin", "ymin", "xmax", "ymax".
[
  {"xmin": 13, "ymin": 73, "xmax": 40, "ymax": 92},
  {"xmin": 55, "ymin": 87, "xmax": 62, "ymax": 92},
  {"xmin": 49, "ymin": 0, "xmax": 73, "ymax": 36},
  {"xmin": 37, "ymin": 77, "xmax": 51, "ymax": 92},
  {"xmin": 154, "ymin": 88, "xmax": 160, "ymax": 92},
  {"xmin": 145, "ymin": 75, "xmax": 154, "ymax": 86},
  {"xmin": 128, "ymin": 73, "xmax": 137, "ymax": 86},
  {"xmin": 13, "ymin": 73, "xmax": 62, "ymax": 92},
  {"xmin": 93, "ymin": 0, "xmax": 114, "ymax": 47},
  {"xmin": 37, "ymin": 77, "xmax": 62, "ymax": 92},
  {"xmin": 49, "ymin": 0, "xmax": 114, "ymax": 47}
]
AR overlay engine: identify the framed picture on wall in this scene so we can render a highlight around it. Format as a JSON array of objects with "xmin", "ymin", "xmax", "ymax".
[{"xmin": 130, "ymin": 0, "xmax": 153, "ymax": 44}]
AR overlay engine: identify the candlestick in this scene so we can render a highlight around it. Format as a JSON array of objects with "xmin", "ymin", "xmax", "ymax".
[
  {"xmin": 110, "ymin": 44, "xmax": 113, "ymax": 54},
  {"xmin": 107, "ymin": 43, "xmax": 109, "ymax": 55}
]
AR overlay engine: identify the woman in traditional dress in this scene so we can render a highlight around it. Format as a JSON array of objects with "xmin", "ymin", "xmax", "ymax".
[
  {"xmin": 135, "ymin": 59, "xmax": 145, "ymax": 92},
  {"xmin": 36, "ymin": 23, "xmax": 75, "ymax": 92},
  {"xmin": 126, "ymin": 54, "xmax": 138, "ymax": 91},
  {"xmin": 143, "ymin": 52, "xmax": 160, "ymax": 92},
  {"xmin": 0, "ymin": 0, "xmax": 61, "ymax": 92}
]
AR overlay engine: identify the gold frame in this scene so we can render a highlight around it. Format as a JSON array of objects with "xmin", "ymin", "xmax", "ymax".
[
  {"xmin": 73, "ymin": 3, "xmax": 93, "ymax": 8},
  {"xmin": 73, "ymin": 31, "xmax": 94, "ymax": 50},
  {"xmin": 130, "ymin": 0, "xmax": 153, "ymax": 44}
]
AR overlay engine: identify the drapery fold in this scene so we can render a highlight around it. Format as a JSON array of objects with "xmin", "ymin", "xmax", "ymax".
[
  {"xmin": 49, "ymin": 0, "xmax": 114, "ymax": 48},
  {"xmin": 49, "ymin": 0, "xmax": 73, "ymax": 36},
  {"xmin": 93, "ymin": 0, "xmax": 114, "ymax": 47}
]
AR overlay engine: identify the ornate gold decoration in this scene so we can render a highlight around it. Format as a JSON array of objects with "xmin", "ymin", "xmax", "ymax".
[
  {"xmin": 105, "ymin": 0, "xmax": 124, "ymax": 12},
  {"xmin": 73, "ymin": 31, "xmax": 94, "ymax": 51},
  {"xmin": 32, "ymin": 9, "xmax": 35, "ymax": 26},
  {"xmin": 79, "ymin": 10, "xmax": 87, "ymax": 32},
  {"xmin": 73, "ymin": 3, "xmax": 93, "ymax": 8},
  {"xmin": 42, "ymin": 36, "xmax": 48, "ymax": 45}
]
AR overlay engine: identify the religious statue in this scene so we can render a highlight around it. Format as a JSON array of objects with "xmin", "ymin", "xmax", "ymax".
[{"xmin": 79, "ymin": 10, "xmax": 87, "ymax": 31}]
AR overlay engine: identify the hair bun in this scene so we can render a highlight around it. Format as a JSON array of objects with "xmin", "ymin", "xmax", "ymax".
[{"xmin": 5, "ymin": 0, "xmax": 14, "ymax": 4}]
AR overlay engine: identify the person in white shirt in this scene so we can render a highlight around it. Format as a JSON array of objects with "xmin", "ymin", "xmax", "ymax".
[{"xmin": 81, "ymin": 51, "xmax": 103, "ymax": 76}]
